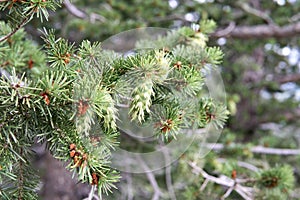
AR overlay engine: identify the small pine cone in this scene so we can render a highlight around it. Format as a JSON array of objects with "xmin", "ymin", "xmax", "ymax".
[
  {"xmin": 102, "ymin": 93, "xmax": 118, "ymax": 130},
  {"xmin": 129, "ymin": 80, "xmax": 154, "ymax": 122}
]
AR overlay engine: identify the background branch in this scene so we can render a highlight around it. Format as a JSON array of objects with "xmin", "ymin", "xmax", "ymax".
[
  {"xmin": 236, "ymin": 2, "xmax": 274, "ymax": 24},
  {"xmin": 63, "ymin": 0, "xmax": 106, "ymax": 23},
  {"xmin": 137, "ymin": 156, "xmax": 162, "ymax": 200},
  {"xmin": 149, "ymin": 14, "xmax": 190, "ymax": 23},
  {"xmin": 61, "ymin": 1, "xmax": 300, "ymax": 40},
  {"xmin": 275, "ymin": 74, "xmax": 300, "ymax": 84},
  {"xmin": 206, "ymin": 143, "xmax": 300, "ymax": 155},
  {"xmin": 161, "ymin": 145, "xmax": 177, "ymax": 200},
  {"xmin": 212, "ymin": 21, "xmax": 300, "ymax": 39},
  {"xmin": 188, "ymin": 162, "xmax": 254, "ymax": 200},
  {"xmin": 259, "ymin": 108, "xmax": 300, "ymax": 124},
  {"xmin": 217, "ymin": 158, "xmax": 259, "ymax": 172},
  {"xmin": 212, "ymin": 22, "xmax": 236, "ymax": 38}
]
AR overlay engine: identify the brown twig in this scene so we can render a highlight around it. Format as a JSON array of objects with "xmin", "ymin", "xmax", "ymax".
[{"xmin": 0, "ymin": 16, "xmax": 30, "ymax": 43}]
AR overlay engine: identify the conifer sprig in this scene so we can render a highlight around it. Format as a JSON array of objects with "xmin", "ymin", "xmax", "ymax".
[
  {"xmin": 1, "ymin": 17, "xmax": 230, "ymax": 199},
  {"xmin": 0, "ymin": 0, "xmax": 62, "ymax": 42}
]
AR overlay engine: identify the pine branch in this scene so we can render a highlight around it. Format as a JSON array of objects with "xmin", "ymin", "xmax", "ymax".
[
  {"xmin": 0, "ymin": 0, "xmax": 62, "ymax": 42},
  {"xmin": 1, "ymin": 18, "xmax": 230, "ymax": 199},
  {"xmin": 0, "ymin": 15, "xmax": 31, "ymax": 43}
]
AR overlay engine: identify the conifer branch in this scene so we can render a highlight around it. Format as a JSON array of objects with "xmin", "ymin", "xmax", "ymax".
[
  {"xmin": 0, "ymin": 16, "xmax": 30, "ymax": 43},
  {"xmin": 0, "ymin": 19, "xmax": 230, "ymax": 199}
]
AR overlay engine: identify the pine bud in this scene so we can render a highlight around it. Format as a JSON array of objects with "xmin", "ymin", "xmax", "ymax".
[
  {"xmin": 70, "ymin": 150, "xmax": 76, "ymax": 158},
  {"xmin": 69, "ymin": 143, "xmax": 76, "ymax": 150}
]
